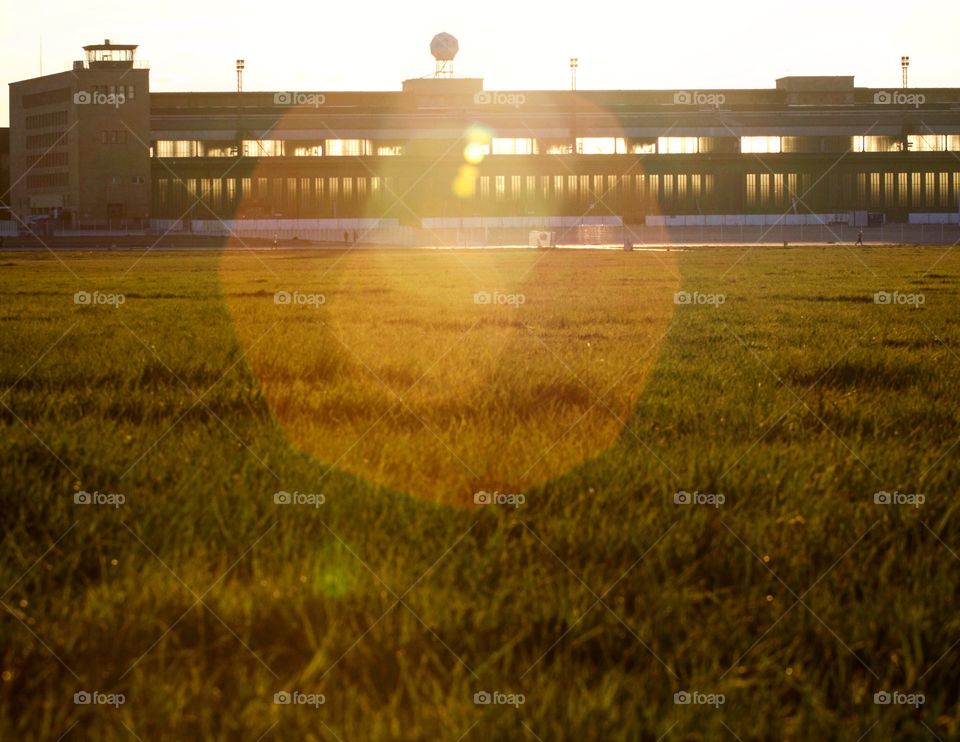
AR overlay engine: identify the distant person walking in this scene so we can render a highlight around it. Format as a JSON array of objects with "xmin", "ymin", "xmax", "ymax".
[{"xmin": 856, "ymin": 229, "xmax": 864, "ymax": 246}]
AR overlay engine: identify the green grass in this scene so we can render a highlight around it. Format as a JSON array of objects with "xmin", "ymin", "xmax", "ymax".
[{"xmin": 0, "ymin": 245, "xmax": 958, "ymax": 741}]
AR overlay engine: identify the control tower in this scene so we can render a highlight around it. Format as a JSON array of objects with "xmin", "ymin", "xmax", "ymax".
[{"xmin": 80, "ymin": 39, "xmax": 139, "ymax": 70}]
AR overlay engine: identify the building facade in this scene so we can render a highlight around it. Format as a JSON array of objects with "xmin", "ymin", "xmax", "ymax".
[
  {"xmin": 8, "ymin": 41, "xmax": 960, "ymax": 229},
  {"xmin": 8, "ymin": 41, "xmax": 150, "ymax": 228}
]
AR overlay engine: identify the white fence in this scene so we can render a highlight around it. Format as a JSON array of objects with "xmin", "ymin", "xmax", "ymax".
[
  {"xmin": 421, "ymin": 216, "xmax": 623, "ymax": 229},
  {"xmin": 151, "ymin": 218, "xmax": 402, "ymax": 241},
  {"xmin": 909, "ymin": 213, "xmax": 960, "ymax": 224},
  {"xmin": 646, "ymin": 213, "xmax": 856, "ymax": 227}
]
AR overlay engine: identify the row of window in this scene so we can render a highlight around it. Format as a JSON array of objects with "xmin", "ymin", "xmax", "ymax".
[
  {"xmin": 26, "ymin": 151, "xmax": 69, "ymax": 168},
  {"xmin": 88, "ymin": 84, "xmax": 137, "ymax": 100},
  {"xmin": 26, "ymin": 130, "xmax": 67, "ymax": 150},
  {"xmin": 468, "ymin": 173, "xmax": 719, "ymax": 201},
  {"xmin": 26, "ymin": 172, "xmax": 69, "ymax": 188},
  {"xmin": 26, "ymin": 110, "xmax": 69, "ymax": 129},
  {"xmin": 21, "ymin": 87, "xmax": 72, "ymax": 109},
  {"xmin": 152, "ymin": 139, "xmax": 405, "ymax": 158},
  {"xmin": 755, "ymin": 134, "xmax": 960, "ymax": 154},
  {"xmin": 108, "ymin": 175, "xmax": 146, "ymax": 185},
  {"xmin": 152, "ymin": 170, "xmax": 960, "ymax": 215},
  {"xmin": 101, "ymin": 130, "xmax": 129, "ymax": 144},
  {"xmin": 747, "ymin": 171, "xmax": 960, "ymax": 208},
  {"xmin": 154, "ymin": 173, "xmax": 723, "ymax": 211},
  {"xmin": 151, "ymin": 134, "xmax": 960, "ymax": 158}
]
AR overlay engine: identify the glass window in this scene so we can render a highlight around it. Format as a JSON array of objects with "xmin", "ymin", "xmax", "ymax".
[
  {"xmin": 243, "ymin": 140, "xmax": 285, "ymax": 157},
  {"xmin": 741, "ymin": 136, "xmax": 782, "ymax": 154},
  {"xmin": 293, "ymin": 144, "xmax": 323, "ymax": 157},
  {"xmin": 746, "ymin": 174, "xmax": 757, "ymax": 206},
  {"xmin": 658, "ymin": 137, "xmax": 699, "ymax": 154},
  {"xmin": 325, "ymin": 139, "xmax": 372, "ymax": 156},
  {"xmin": 491, "ymin": 138, "xmax": 537, "ymax": 155},
  {"xmin": 908, "ymin": 134, "xmax": 947, "ymax": 152},
  {"xmin": 575, "ymin": 137, "xmax": 626, "ymax": 155}
]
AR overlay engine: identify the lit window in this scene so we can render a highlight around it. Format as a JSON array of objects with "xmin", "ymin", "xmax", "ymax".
[
  {"xmin": 325, "ymin": 139, "xmax": 372, "ymax": 156},
  {"xmin": 575, "ymin": 137, "xmax": 626, "ymax": 155},
  {"xmin": 746, "ymin": 174, "xmax": 757, "ymax": 206},
  {"xmin": 491, "ymin": 138, "xmax": 537, "ymax": 155},
  {"xmin": 376, "ymin": 144, "xmax": 404, "ymax": 156},
  {"xmin": 741, "ymin": 136, "xmax": 782, "ymax": 154},
  {"xmin": 202, "ymin": 143, "xmax": 237, "ymax": 157},
  {"xmin": 658, "ymin": 137, "xmax": 699, "ymax": 154},
  {"xmin": 852, "ymin": 136, "xmax": 900, "ymax": 153},
  {"xmin": 293, "ymin": 144, "xmax": 323, "ymax": 157},
  {"xmin": 242, "ymin": 140, "xmax": 285, "ymax": 157},
  {"xmin": 155, "ymin": 140, "xmax": 201, "ymax": 157},
  {"xmin": 908, "ymin": 134, "xmax": 946, "ymax": 152}
]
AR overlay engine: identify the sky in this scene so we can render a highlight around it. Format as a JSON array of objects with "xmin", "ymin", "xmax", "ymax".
[{"xmin": 2, "ymin": 0, "xmax": 960, "ymax": 126}]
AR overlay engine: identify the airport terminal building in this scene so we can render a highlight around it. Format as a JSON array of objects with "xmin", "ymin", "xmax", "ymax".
[{"xmin": 6, "ymin": 39, "xmax": 960, "ymax": 232}]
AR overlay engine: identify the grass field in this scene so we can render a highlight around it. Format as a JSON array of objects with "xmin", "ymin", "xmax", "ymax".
[{"xmin": 1, "ymin": 244, "xmax": 958, "ymax": 741}]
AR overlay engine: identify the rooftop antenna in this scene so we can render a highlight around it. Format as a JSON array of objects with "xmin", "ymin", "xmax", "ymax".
[
  {"xmin": 236, "ymin": 59, "xmax": 245, "ymax": 93},
  {"xmin": 430, "ymin": 33, "xmax": 458, "ymax": 78},
  {"xmin": 901, "ymin": 56, "xmax": 910, "ymax": 88},
  {"xmin": 570, "ymin": 57, "xmax": 578, "ymax": 91}
]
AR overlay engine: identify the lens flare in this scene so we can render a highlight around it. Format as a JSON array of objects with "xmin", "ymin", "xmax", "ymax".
[
  {"xmin": 452, "ymin": 164, "xmax": 478, "ymax": 198},
  {"xmin": 463, "ymin": 142, "xmax": 486, "ymax": 164},
  {"xmin": 462, "ymin": 124, "xmax": 491, "ymax": 164}
]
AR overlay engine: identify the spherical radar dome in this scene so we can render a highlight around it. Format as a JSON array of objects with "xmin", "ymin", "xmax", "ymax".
[{"xmin": 430, "ymin": 33, "xmax": 459, "ymax": 62}]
